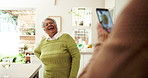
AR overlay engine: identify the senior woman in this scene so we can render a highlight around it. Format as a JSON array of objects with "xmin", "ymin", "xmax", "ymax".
[{"xmin": 34, "ymin": 17, "xmax": 80, "ymax": 78}]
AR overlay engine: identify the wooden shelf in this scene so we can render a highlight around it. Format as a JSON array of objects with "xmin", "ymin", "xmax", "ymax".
[{"xmin": 18, "ymin": 14, "xmax": 35, "ymax": 51}]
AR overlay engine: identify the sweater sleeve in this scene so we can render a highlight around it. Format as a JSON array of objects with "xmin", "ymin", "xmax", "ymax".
[
  {"xmin": 34, "ymin": 38, "xmax": 45, "ymax": 59},
  {"xmin": 66, "ymin": 34, "xmax": 80, "ymax": 78}
]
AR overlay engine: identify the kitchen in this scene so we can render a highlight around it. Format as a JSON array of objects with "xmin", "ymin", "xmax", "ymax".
[{"xmin": 0, "ymin": 0, "xmax": 130, "ymax": 78}]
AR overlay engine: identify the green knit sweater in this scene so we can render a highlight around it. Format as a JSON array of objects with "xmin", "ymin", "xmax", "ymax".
[{"xmin": 34, "ymin": 34, "xmax": 80, "ymax": 78}]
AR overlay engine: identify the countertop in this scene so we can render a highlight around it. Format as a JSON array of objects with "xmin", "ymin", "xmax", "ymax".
[{"xmin": 0, "ymin": 63, "xmax": 42, "ymax": 78}]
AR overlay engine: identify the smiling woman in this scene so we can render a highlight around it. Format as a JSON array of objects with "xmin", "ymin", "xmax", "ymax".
[
  {"xmin": 34, "ymin": 17, "xmax": 80, "ymax": 78},
  {"xmin": 48, "ymin": 16, "xmax": 62, "ymax": 32},
  {"xmin": 42, "ymin": 17, "xmax": 58, "ymax": 38}
]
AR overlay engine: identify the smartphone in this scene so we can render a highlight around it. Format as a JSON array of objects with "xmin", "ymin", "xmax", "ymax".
[{"xmin": 96, "ymin": 8, "xmax": 113, "ymax": 33}]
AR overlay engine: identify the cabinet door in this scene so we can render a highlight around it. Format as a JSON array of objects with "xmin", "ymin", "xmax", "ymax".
[
  {"xmin": 78, "ymin": 54, "xmax": 92, "ymax": 76},
  {"xmin": 72, "ymin": 7, "xmax": 92, "ymax": 45},
  {"xmin": 83, "ymin": 54, "xmax": 92, "ymax": 67},
  {"xmin": 78, "ymin": 54, "xmax": 84, "ymax": 76}
]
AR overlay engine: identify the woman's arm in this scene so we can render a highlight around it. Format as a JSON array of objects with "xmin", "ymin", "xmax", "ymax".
[
  {"xmin": 66, "ymin": 34, "xmax": 80, "ymax": 78},
  {"xmin": 34, "ymin": 38, "xmax": 45, "ymax": 59}
]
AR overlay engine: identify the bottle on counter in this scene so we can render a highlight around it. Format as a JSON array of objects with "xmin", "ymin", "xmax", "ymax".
[{"xmin": 25, "ymin": 53, "xmax": 31, "ymax": 63}]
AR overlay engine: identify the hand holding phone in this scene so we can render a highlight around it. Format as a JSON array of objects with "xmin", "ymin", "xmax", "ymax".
[
  {"xmin": 96, "ymin": 8, "xmax": 113, "ymax": 33},
  {"xmin": 97, "ymin": 23, "xmax": 109, "ymax": 43}
]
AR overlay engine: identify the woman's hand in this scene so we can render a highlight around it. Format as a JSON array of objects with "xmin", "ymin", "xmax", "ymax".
[{"xmin": 97, "ymin": 23, "xmax": 109, "ymax": 43}]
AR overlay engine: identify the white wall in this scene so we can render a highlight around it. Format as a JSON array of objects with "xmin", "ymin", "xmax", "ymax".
[
  {"xmin": 105, "ymin": 0, "xmax": 131, "ymax": 21},
  {"xmin": 105, "ymin": 0, "xmax": 115, "ymax": 8},
  {"xmin": 0, "ymin": 0, "xmax": 105, "ymax": 45},
  {"xmin": 115, "ymin": 0, "xmax": 131, "ymax": 19}
]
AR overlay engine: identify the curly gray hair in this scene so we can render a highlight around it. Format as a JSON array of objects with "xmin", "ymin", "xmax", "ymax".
[{"xmin": 42, "ymin": 17, "xmax": 57, "ymax": 28}]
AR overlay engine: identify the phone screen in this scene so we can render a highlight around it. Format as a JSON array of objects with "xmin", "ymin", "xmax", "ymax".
[{"xmin": 96, "ymin": 8, "xmax": 113, "ymax": 33}]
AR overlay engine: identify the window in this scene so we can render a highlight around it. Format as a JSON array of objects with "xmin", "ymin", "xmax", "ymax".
[
  {"xmin": 0, "ymin": 10, "xmax": 19, "ymax": 56},
  {"xmin": 0, "ymin": 10, "xmax": 17, "ymax": 32},
  {"xmin": 0, "ymin": 9, "xmax": 35, "ymax": 56}
]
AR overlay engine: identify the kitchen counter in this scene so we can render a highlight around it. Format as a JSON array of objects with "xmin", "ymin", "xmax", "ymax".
[
  {"xmin": 0, "ymin": 63, "xmax": 42, "ymax": 78},
  {"xmin": 80, "ymin": 48, "xmax": 94, "ymax": 55},
  {"xmin": 80, "ymin": 52, "xmax": 93, "ymax": 54}
]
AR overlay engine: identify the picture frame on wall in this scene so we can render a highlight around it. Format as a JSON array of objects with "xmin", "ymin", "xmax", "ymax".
[{"xmin": 49, "ymin": 16, "xmax": 62, "ymax": 32}]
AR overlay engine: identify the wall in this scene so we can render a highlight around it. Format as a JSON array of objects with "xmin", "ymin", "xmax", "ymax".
[
  {"xmin": 0, "ymin": 0, "xmax": 105, "ymax": 45},
  {"xmin": 105, "ymin": 0, "xmax": 115, "ymax": 8},
  {"xmin": 115, "ymin": 0, "xmax": 131, "ymax": 19},
  {"xmin": 105, "ymin": 0, "xmax": 131, "ymax": 21}
]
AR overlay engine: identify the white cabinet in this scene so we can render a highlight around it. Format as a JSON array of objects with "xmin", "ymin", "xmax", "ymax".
[
  {"xmin": 78, "ymin": 52, "xmax": 92, "ymax": 76},
  {"xmin": 71, "ymin": 7, "xmax": 92, "ymax": 27},
  {"xmin": 31, "ymin": 55, "xmax": 44, "ymax": 78},
  {"xmin": 71, "ymin": 7, "xmax": 92, "ymax": 45},
  {"xmin": 78, "ymin": 54, "xmax": 84, "ymax": 76},
  {"xmin": 83, "ymin": 54, "xmax": 92, "ymax": 67}
]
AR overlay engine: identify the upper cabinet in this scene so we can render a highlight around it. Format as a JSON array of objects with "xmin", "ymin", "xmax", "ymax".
[
  {"xmin": 71, "ymin": 7, "xmax": 92, "ymax": 27},
  {"xmin": 71, "ymin": 7, "xmax": 92, "ymax": 49}
]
